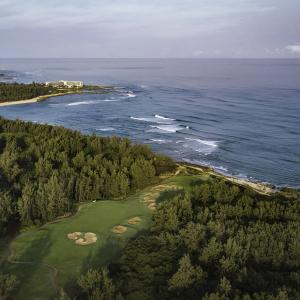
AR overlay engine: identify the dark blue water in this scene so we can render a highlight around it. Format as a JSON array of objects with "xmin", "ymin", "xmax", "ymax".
[{"xmin": 0, "ymin": 59, "xmax": 299, "ymax": 187}]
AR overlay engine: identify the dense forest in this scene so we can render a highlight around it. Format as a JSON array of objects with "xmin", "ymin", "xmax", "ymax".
[
  {"xmin": 76, "ymin": 179, "xmax": 300, "ymax": 300},
  {"xmin": 0, "ymin": 117, "xmax": 175, "ymax": 236},
  {"xmin": 0, "ymin": 82, "xmax": 62, "ymax": 102},
  {"xmin": 0, "ymin": 117, "xmax": 299, "ymax": 299}
]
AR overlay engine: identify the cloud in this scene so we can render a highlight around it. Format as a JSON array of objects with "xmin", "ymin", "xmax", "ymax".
[
  {"xmin": 0, "ymin": 0, "xmax": 277, "ymax": 34},
  {"xmin": 0, "ymin": 0, "xmax": 299, "ymax": 58},
  {"xmin": 286, "ymin": 44, "xmax": 300, "ymax": 54}
]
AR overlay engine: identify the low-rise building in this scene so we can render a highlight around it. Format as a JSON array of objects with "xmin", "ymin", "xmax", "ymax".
[{"xmin": 45, "ymin": 80, "xmax": 83, "ymax": 88}]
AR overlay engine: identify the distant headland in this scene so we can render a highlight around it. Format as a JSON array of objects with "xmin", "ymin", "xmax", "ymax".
[{"xmin": 0, "ymin": 81, "xmax": 111, "ymax": 106}]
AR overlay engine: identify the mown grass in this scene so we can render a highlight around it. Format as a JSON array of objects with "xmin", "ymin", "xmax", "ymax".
[
  {"xmin": 8, "ymin": 197, "xmax": 152, "ymax": 299},
  {"xmin": 1, "ymin": 172, "xmax": 207, "ymax": 299}
]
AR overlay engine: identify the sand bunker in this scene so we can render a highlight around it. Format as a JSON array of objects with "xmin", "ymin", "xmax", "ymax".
[
  {"xmin": 167, "ymin": 184, "xmax": 182, "ymax": 190},
  {"xmin": 128, "ymin": 217, "xmax": 141, "ymax": 225},
  {"xmin": 148, "ymin": 184, "xmax": 182, "ymax": 198},
  {"xmin": 144, "ymin": 196, "xmax": 156, "ymax": 203},
  {"xmin": 75, "ymin": 233, "xmax": 97, "ymax": 245},
  {"xmin": 148, "ymin": 203, "xmax": 157, "ymax": 211},
  {"xmin": 112, "ymin": 225, "xmax": 127, "ymax": 234},
  {"xmin": 154, "ymin": 184, "xmax": 182, "ymax": 191},
  {"xmin": 67, "ymin": 232, "xmax": 82, "ymax": 240},
  {"xmin": 85, "ymin": 232, "xmax": 97, "ymax": 239},
  {"xmin": 152, "ymin": 185, "xmax": 168, "ymax": 192},
  {"xmin": 144, "ymin": 193, "xmax": 158, "ymax": 211},
  {"xmin": 67, "ymin": 232, "xmax": 97, "ymax": 245},
  {"xmin": 142, "ymin": 184, "xmax": 183, "ymax": 212}
]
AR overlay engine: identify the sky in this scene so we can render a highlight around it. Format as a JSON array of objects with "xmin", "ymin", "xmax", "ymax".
[{"xmin": 0, "ymin": 0, "xmax": 300, "ymax": 58}]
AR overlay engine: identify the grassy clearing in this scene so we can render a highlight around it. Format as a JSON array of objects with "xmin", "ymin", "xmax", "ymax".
[{"xmin": 1, "ymin": 172, "xmax": 208, "ymax": 299}]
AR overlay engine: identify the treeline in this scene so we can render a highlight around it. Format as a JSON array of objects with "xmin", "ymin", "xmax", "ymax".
[
  {"xmin": 0, "ymin": 117, "xmax": 175, "ymax": 235},
  {"xmin": 77, "ymin": 179, "xmax": 300, "ymax": 300},
  {"xmin": 0, "ymin": 82, "xmax": 59, "ymax": 102}
]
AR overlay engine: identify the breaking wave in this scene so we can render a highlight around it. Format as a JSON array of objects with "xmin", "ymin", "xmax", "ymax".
[
  {"xmin": 125, "ymin": 91, "xmax": 136, "ymax": 98},
  {"xmin": 185, "ymin": 137, "xmax": 218, "ymax": 148},
  {"xmin": 130, "ymin": 116, "xmax": 157, "ymax": 122},
  {"xmin": 149, "ymin": 124, "xmax": 189, "ymax": 133},
  {"xmin": 130, "ymin": 114, "xmax": 175, "ymax": 124},
  {"xmin": 67, "ymin": 99, "xmax": 119, "ymax": 106},
  {"xmin": 179, "ymin": 137, "xmax": 219, "ymax": 155},
  {"xmin": 67, "ymin": 101, "xmax": 96, "ymax": 106},
  {"xmin": 183, "ymin": 158, "xmax": 228, "ymax": 174},
  {"xmin": 96, "ymin": 127, "xmax": 115, "ymax": 131},
  {"xmin": 149, "ymin": 139, "xmax": 170, "ymax": 144},
  {"xmin": 154, "ymin": 114, "xmax": 175, "ymax": 121}
]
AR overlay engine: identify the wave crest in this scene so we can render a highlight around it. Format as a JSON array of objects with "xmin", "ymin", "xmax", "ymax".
[
  {"xmin": 154, "ymin": 114, "xmax": 175, "ymax": 121},
  {"xmin": 67, "ymin": 101, "xmax": 96, "ymax": 106},
  {"xmin": 130, "ymin": 114, "xmax": 175, "ymax": 124},
  {"xmin": 96, "ymin": 127, "xmax": 115, "ymax": 131},
  {"xmin": 149, "ymin": 139, "xmax": 170, "ymax": 144},
  {"xmin": 149, "ymin": 124, "xmax": 188, "ymax": 133},
  {"xmin": 180, "ymin": 137, "xmax": 219, "ymax": 155},
  {"xmin": 67, "ymin": 99, "xmax": 119, "ymax": 106}
]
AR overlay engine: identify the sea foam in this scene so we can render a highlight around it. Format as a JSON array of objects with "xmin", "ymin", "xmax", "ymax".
[
  {"xmin": 130, "ymin": 114, "xmax": 175, "ymax": 124},
  {"xmin": 149, "ymin": 139, "xmax": 170, "ymax": 144},
  {"xmin": 96, "ymin": 127, "xmax": 115, "ymax": 131},
  {"xmin": 67, "ymin": 101, "xmax": 96, "ymax": 106},
  {"xmin": 149, "ymin": 124, "xmax": 188, "ymax": 133},
  {"xmin": 125, "ymin": 91, "xmax": 137, "ymax": 98},
  {"xmin": 183, "ymin": 158, "xmax": 228, "ymax": 173},
  {"xmin": 154, "ymin": 114, "xmax": 175, "ymax": 121},
  {"xmin": 67, "ymin": 99, "xmax": 119, "ymax": 106},
  {"xmin": 180, "ymin": 137, "xmax": 219, "ymax": 155}
]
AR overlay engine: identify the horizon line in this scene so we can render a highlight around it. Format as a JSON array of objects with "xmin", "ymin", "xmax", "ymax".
[{"xmin": 1, "ymin": 57, "xmax": 300, "ymax": 60}]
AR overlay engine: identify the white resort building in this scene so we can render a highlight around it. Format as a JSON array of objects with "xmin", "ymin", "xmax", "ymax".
[{"xmin": 45, "ymin": 80, "xmax": 83, "ymax": 88}]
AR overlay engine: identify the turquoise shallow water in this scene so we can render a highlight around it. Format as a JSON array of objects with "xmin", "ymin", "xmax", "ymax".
[{"xmin": 0, "ymin": 58, "xmax": 299, "ymax": 187}]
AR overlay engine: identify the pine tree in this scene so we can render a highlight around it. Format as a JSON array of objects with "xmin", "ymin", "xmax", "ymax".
[
  {"xmin": 168, "ymin": 254, "xmax": 206, "ymax": 291},
  {"xmin": 45, "ymin": 174, "xmax": 68, "ymax": 219},
  {"xmin": 0, "ymin": 192, "xmax": 14, "ymax": 234},
  {"xmin": 18, "ymin": 184, "xmax": 36, "ymax": 226},
  {"xmin": 78, "ymin": 268, "xmax": 116, "ymax": 300}
]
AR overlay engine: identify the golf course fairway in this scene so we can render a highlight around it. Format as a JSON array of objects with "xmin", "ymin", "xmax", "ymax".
[{"xmin": 0, "ymin": 172, "xmax": 207, "ymax": 299}]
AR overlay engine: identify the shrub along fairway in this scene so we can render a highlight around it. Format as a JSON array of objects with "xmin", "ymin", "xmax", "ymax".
[{"xmin": 1, "ymin": 172, "xmax": 207, "ymax": 300}]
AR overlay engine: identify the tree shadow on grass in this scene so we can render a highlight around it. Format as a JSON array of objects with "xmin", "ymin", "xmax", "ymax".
[
  {"xmin": 190, "ymin": 177, "xmax": 210, "ymax": 188},
  {"xmin": 2, "ymin": 228, "xmax": 57, "ymax": 299},
  {"xmin": 64, "ymin": 236, "xmax": 126, "ymax": 297},
  {"xmin": 156, "ymin": 189, "xmax": 184, "ymax": 205}
]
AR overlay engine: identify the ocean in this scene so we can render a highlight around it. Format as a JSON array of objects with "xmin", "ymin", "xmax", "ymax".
[{"xmin": 0, "ymin": 58, "xmax": 299, "ymax": 188}]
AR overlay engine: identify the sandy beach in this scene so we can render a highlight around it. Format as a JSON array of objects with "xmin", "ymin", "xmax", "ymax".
[{"xmin": 0, "ymin": 91, "xmax": 77, "ymax": 107}]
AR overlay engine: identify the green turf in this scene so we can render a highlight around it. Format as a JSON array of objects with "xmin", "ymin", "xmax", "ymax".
[
  {"xmin": 9, "ymin": 197, "xmax": 152, "ymax": 299},
  {"xmin": 163, "ymin": 174, "xmax": 210, "ymax": 191},
  {"xmin": 1, "ymin": 173, "xmax": 207, "ymax": 299}
]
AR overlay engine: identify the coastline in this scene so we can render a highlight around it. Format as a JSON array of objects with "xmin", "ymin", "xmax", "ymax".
[
  {"xmin": 0, "ymin": 91, "xmax": 78, "ymax": 107},
  {"xmin": 0, "ymin": 90, "xmax": 296, "ymax": 191},
  {"xmin": 181, "ymin": 163, "xmax": 276, "ymax": 195}
]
